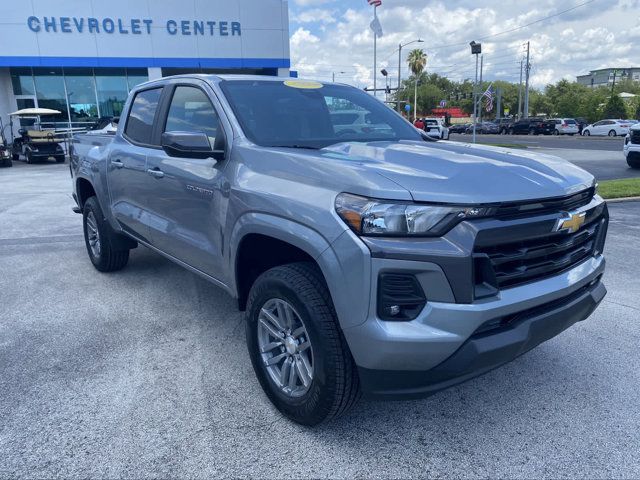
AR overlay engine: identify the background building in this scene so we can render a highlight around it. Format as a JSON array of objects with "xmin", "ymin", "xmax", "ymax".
[
  {"xmin": 577, "ymin": 68, "xmax": 640, "ymax": 88},
  {"xmin": 0, "ymin": 0, "xmax": 290, "ymax": 135}
]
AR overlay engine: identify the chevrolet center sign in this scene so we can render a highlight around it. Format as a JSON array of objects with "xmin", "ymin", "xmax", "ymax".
[
  {"xmin": 26, "ymin": 17, "xmax": 243, "ymax": 37},
  {"xmin": 0, "ymin": 0, "xmax": 290, "ymax": 68}
]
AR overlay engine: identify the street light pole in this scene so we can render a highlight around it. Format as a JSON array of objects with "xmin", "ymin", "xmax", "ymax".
[
  {"xmin": 470, "ymin": 41, "xmax": 482, "ymax": 144},
  {"xmin": 396, "ymin": 38, "xmax": 423, "ymax": 113}
]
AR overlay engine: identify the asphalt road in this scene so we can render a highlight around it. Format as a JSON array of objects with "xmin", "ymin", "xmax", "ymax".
[
  {"xmin": 449, "ymin": 133, "xmax": 640, "ymax": 180},
  {"xmin": 449, "ymin": 132, "xmax": 626, "ymax": 151},
  {"xmin": 1, "ymin": 162, "xmax": 640, "ymax": 478}
]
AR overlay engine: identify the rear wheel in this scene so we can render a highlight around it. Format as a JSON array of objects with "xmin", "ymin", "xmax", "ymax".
[
  {"xmin": 553, "ymin": 129, "xmax": 560, "ymax": 136},
  {"xmin": 82, "ymin": 196, "xmax": 130, "ymax": 272},
  {"xmin": 529, "ymin": 128, "xmax": 536, "ymax": 135},
  {"xmin": 608, "ymin": 130, "xmax": 616, "ymax": 137},
  {"xmin": 627, "ymin": 154, "xmax": 640, "ymax": 169},
  {"xmin": 245, "ymin": 262, "xmax": 361, "ymax": 425},
  {"xmin": 509, "ymin": 128, "xmax": 515, "ymax": 135}
]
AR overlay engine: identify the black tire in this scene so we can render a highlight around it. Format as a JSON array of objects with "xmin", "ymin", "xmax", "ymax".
[
  {"xmin": 12, "ymin": 153, "xmax": 19, "ymax": 160},
  {"xmin": 608, "ymin": 130, "xmax": 616, "ymax": 137},
  {"xmin": 529, "ymin": 128, "xmax": 537, "ymax": 136},
  {"xmin": 553, "ymin": 129, "xmax": 559, "ymax": 136},
  {"xmin": 82, "ymin": 196, "xmax": 130, "ymax": 272},
  {"xmin": 55, "ymin": 155, "xmax": 65, "ymax": 163},
  {"xmin": 509, "ymin": 128, "xmax": 515, "ymax": 135},
  {"xmin": 0, "ymin": 158, "xmax": 12, "ymax": 168},
  {"xmin": 583, "ymin": 130, "xmax": 590, "ymax": 136},
  {"xmin": 627, "ymin": 154, "xmax": 640, "ymax": 169},
  {"xmin": 245, "ymin": 262, "xmax": 361, "ymax": 426},
  {"xmin": 26, "ymin": 151, "xmax": 34, "ymax": 164}
]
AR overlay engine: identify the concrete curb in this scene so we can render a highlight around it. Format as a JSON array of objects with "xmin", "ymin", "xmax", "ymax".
[{"xmin": 604, "ymin": 196, "xmax": 640, "ymax": 203}]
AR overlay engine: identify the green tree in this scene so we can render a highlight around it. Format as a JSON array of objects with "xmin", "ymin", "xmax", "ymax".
[
  {"xmin": 603, "ymin": 94, "xmax": 627, "ymax": 119},
  {"xmin": 407, "ymin": 49, "xmax": 427, "ymax": 120}
]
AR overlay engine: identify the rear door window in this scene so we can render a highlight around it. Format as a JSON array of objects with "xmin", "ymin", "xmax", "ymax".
[{"xmin": 124, "ymin": 88, "xmax": 162, "ymax": 145}]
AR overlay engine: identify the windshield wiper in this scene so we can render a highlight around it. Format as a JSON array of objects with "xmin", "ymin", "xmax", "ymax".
[{"xmin": 270, "ymin": 145, "xmax": 320, "ymax": 150}]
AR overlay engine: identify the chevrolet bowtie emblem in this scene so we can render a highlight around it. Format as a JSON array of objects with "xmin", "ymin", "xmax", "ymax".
[{"xmin": 555, "ymin": 211, "xmax": 586, "ymax": 233}]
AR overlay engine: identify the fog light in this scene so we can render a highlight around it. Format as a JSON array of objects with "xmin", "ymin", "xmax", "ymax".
[{"xmin": 387, "ymin": 305, "xmax": 401, "ymax": 316}]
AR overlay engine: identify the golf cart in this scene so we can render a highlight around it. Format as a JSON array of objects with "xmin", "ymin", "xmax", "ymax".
[
  {"xmin": 8, "ymin": 108, "xmax": 66, "ymax": 164},
  {"xmin": 0, "ymin": 117, "xmax": 12, "ymax": 167}
]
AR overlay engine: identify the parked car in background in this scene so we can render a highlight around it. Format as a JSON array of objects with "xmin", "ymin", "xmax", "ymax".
[
  {"xmin": 465, "ymin": 121, "xmax": 499, "ymax": 135},
  {"xmin": 623, "ymin": 123, "xmax": 640, "ymax": 168},
  {"xmin": 575, "ymin": 117, "xmax": 588, "ymax": 134},
  {"xmin": 549, "ymin": 118, "xmax": 579, "ymax": 136},
  {"xmin": 423, "ymin": 117, "xmax": 449, "ymax": 139},
  {"xmin": 582, "ymin": 119, "xmax": 633, "ymax": 137},
  {"xmin": 448, "ymin": 123, "xmax": 470, "ymax": 134},
  {"xmin": 331, "ymin": 109, "xmax": 392, "ymax": 137},
  {"xmin": 508, "ymin": 118, "xmax": 555, "ymax": 135},
  {"xmin": 495, "ymin": 117, "xmax": 513, "ymax": 134}
]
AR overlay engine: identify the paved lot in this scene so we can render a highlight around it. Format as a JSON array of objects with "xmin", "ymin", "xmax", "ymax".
[
  {"xmin": 449, "ymin": 133, "xmax": 640, "ymax": 180},
  {"xmin": 1, "ymin": 162, "xmax": 639, "ymax": 478},
  {"xmin": 449, "ymin": 132, "xmax": 625, "ymax": 151}
]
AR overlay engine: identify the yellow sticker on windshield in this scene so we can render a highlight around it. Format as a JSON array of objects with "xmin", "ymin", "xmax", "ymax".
[{"xmin": 284, "ymin": 80, "xmax": 323, "ymax": 89}]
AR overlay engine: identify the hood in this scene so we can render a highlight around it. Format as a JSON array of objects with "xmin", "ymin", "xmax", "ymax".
[{"xmin": 318, "ymin": 140, "xmax": 594, "ymax": 204}]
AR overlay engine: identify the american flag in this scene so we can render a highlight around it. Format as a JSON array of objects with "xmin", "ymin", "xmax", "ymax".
[
  {"xmin": 482, "ymin": 85, "xmax": 494, "ymax": 112},
  {"xmin": 368, "ymin": 0, "xmax": 382, "ymax": 6}
]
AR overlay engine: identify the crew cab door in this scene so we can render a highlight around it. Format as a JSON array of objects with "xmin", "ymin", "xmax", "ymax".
[
  {"xmin": 108, "ymin": 86, "xmax": 164, "ymax": 242},
  {"xmin": 144, "ymin": 83, "xmax": 230, "ymax": 278}
]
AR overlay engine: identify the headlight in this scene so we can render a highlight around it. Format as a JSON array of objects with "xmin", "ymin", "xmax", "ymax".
[{"xmin": 335, "ymin": 193, "xmax": 493, "ymax": 237}]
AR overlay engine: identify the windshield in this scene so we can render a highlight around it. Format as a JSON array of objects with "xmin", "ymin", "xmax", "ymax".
[{"xmin": 219, "ymin": 79, "xmax": 423, "ymax": 148}]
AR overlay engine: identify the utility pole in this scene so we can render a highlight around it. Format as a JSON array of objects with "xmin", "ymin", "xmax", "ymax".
[
  {"xmin": 470, "ymin": 41, "xmax": 481, "ymax": 143},
  {"xmin": 611, "ymin": 69, "xmax": 618, "ymax": 95},
  {"xmin": 373, "ymin": 5, "xmax": 378, "ymax": 99},
  {"xmin": 478, "ymin": 54, "xmax": 483, "ymax": 123},
  {"xmin": 523, "ymin": 41, "xmax": 530, "ymax": 118},
  {"xmin": 517, "ymin": 59, "xmax": 523, "ymax": 119},
  {"xmin": 496, "ymin": 87, "xmax": 501, "ymax": 119}
]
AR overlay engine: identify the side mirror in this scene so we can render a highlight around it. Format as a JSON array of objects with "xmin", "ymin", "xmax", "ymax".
[{"xmin": 161, "ymin": 131, "xmax": 225, "ymax": 160}]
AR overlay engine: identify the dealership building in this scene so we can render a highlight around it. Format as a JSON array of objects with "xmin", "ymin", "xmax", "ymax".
[{"xmin": 0, "ymin": 0, "xmax": 290, "ymax": 134}]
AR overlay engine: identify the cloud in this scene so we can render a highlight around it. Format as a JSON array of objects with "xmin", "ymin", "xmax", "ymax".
[{"xmin": 288, "ymin": 0, "xmax": 640, "ymax": 90}]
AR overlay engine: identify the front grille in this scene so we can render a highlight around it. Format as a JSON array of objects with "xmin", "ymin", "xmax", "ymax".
[
  {"xmin": 630, "ymin": 129, "xmax": 640, "ymax": 145},
  {"xmin": 492, "ymin": 187, "xmax": 594, "ymax": 219},
  {"xmin": 475, "ymin": 221, "xmax": 599, "ymax": 289}
]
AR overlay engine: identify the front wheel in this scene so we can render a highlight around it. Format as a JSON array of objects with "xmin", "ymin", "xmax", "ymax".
[
  {"xmin": 583, "ymin": 130, "xmax": 590, "ymax": 136},
  {"xmin": 628, "ymin": 154, "xmax": 640, "ymax": 169},
  {"xmin": 82, "ymin": 196, "xmax": 130, "ymax": 272},
  {"xmin": 509, "ymin": 128, "xmax": 515, "ymax": 135},
  {"xmin": 26, "ymin": 151, "xmax": 34, "ymax": 164},
  {"xmin": 608, "ymin": 130, "xmax": 617, "ymax": 137},
  {"xmin": 245, "ymin": 262, "xmax": 361, "ymax": 425},
  {"xmin": 553, "ymin": 129, "xmax": 559, "ymax": 136},
  {"xmin": 55, "ymin": 155, "xmax": 65, "ymax": 163},
  {"xmin": 529, "ymin": 128, "xmax": 536, "ymax": 135}
]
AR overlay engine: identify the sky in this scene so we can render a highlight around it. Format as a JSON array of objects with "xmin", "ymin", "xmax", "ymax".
[{"xmin": 287, "ymin": 0, "xmax": 640, "ymax": 91}]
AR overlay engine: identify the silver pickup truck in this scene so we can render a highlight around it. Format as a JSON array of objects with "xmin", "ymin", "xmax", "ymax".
[{"xmin": 70, "ymin": 75, "xmax": 608, "ymax": 425}]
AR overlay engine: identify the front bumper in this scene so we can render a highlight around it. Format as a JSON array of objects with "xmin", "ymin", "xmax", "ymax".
[{"xmin": 357, "ymin": 276, "xmax": 605, "ymax": 399}]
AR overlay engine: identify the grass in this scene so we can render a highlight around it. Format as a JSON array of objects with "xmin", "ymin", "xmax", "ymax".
[{"xmin": 598, "ymin": 177, "xmax": 640, "ymax": 199}]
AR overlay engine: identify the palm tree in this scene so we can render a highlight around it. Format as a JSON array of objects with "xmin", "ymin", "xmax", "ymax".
[{"xmin": 407, "ymin": 49, "xmax": 427, "ymax": 121}]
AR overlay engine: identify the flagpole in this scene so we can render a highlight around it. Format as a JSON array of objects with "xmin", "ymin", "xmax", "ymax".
[{"xmin": 373, "ymin": 5, "xmax": 377, "ymax": 99}]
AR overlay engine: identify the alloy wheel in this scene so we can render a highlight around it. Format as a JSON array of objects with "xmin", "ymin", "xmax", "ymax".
[
  {"xmin": 85, "ymin": 211, "xmax": 101, "ymax": 258},
  {"xmin": 257, "ymin": 298, "xmax": 314, "ymax": 398}
]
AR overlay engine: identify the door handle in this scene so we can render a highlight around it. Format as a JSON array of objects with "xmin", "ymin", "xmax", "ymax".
[
  {"xmin": 112, "ymin": 159, "xmax": 124, "ymax": 169},
  {"xmin": 147, "ymin": 168, "xmax": 165, "ymax": 179}
]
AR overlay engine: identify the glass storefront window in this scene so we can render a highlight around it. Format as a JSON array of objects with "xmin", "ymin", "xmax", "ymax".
[
  {"xmin": 64, "ymin": 68, "xmax": 99, "ymax": 123},
  {"xmin": 95, "ymin": 68, "xmax": 128, "ymax": 118},
  {"xmin": 126, "ymin": 68, "xmax": 149, "ymax": 90},
  {"xmin": 32, "ymin": 67, "xmax": 69, "ymax": 124},
  {"xmin": 10, "ymin": 68, "xmax": 35, "ymax": 96}
]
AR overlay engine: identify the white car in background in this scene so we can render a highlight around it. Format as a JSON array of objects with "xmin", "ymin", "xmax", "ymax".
[
  {"xmin": 549, "ymin": 118, "xmax": 579, "ymax": 135},
  {"xmin": 582, "ymin": 119, "xmax": 633, "ymax": 137},
  {"xmin": 423, "ymin": 118, "xmax": 450, "ymax": 140},
  {"xmin": 623, "ymin": 123, "xmax": 640, "ymax": 168}
]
